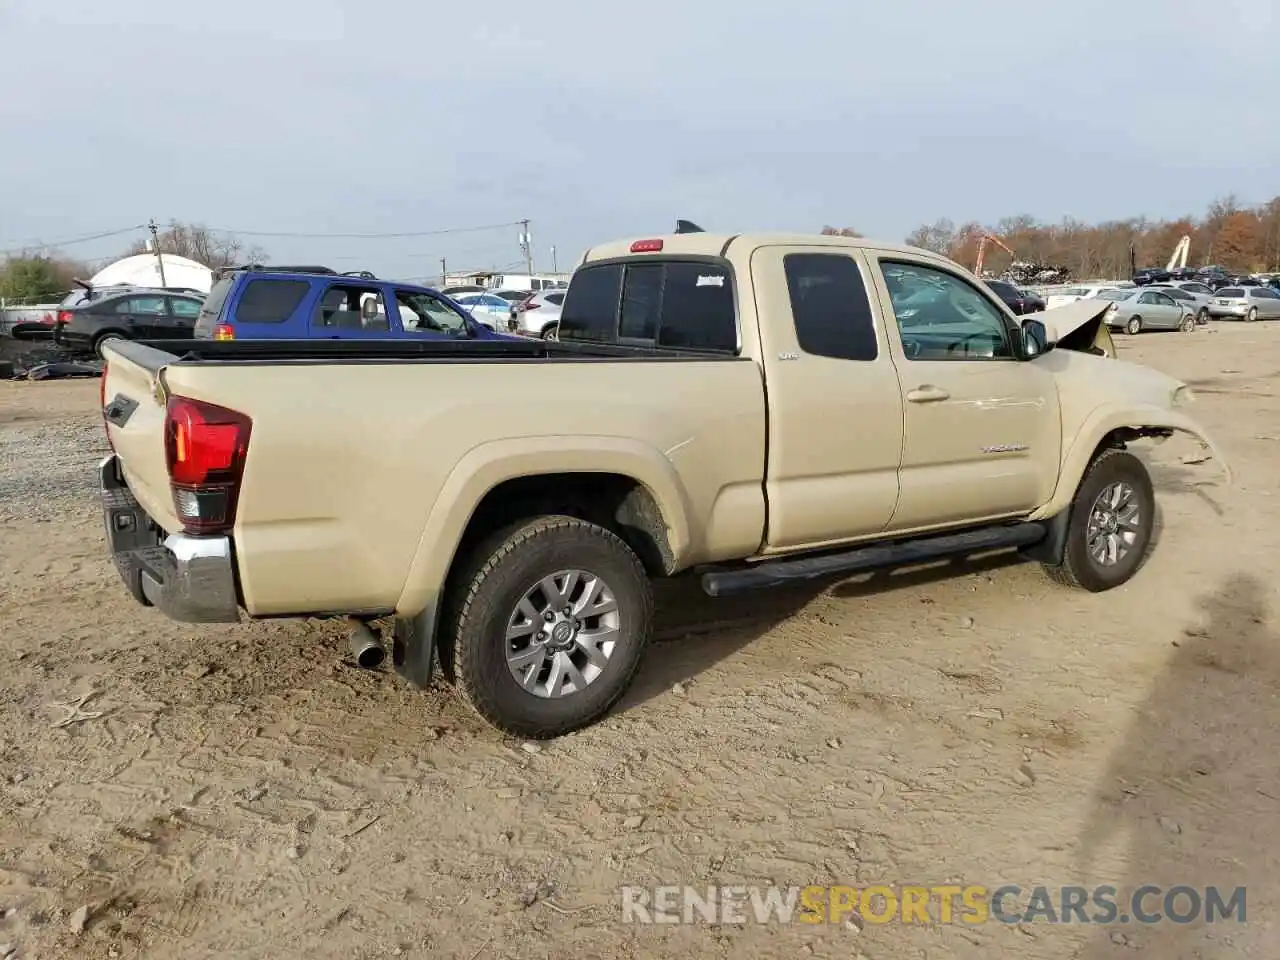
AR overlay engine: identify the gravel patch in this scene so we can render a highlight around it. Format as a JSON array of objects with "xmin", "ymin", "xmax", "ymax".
[{"xmin": 0, "ymin": 418, "xmax": 107, "ymax": 524}]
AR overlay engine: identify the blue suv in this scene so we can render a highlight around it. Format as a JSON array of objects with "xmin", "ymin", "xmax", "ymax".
[{"xmin": 193, "ymin": 265, "xmax": 516, "ymax": 342}]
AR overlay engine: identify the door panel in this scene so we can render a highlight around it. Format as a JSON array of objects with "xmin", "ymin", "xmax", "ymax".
[
  {"xmin": 750, "ymin": 245, "xmax": 905, "ymax": 552},
  {"xmin": 867, "ymin": 255, "xmax": 1062, "ymax": 532}
]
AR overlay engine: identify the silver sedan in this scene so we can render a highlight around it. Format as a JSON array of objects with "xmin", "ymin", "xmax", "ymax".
[
  {"xmin": 1207, "ymin": 286, "xmax": 1280, "ymax": 321},
  {"xmin": 1147, "ymin": 283, "xmax": 1214, "ymax": 324},
  {"xmin": 1098, "ymin": 288, "xmax": 1195, "ymax": 334}
]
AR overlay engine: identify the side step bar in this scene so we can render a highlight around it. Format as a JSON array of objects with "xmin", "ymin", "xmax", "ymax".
[{"xmin": 701, "ymin": 522, "xmax": 1047, "ymax": 597}]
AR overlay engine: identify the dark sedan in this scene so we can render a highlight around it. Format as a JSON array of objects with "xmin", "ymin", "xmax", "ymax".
[
  {"xmin": 985, "ymin": 279, "xmax": 1045, "ymax": 315},
  {"xmin": 54, "ymin": 290, "xmax": 205, "ymax": 355}
]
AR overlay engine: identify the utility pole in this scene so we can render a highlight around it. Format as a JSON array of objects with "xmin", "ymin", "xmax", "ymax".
[
  {"xmin": 440, "ymin": 258, "xmax": 447, "ymax": 288},
  {"xmin": 550, "ymin": 245, "xmax": 558, "ymax": 274},
  {"xmin": 148, "ymin": 219, "xmax": 168, "ymax": 287},
  {"xmin": 520, "ymin": 219, "xmax": 534, "ymax": 276}
]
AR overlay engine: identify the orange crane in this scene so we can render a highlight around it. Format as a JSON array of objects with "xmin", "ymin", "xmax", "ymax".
[{"xmin": 974, "ymin": 233, "xmax": 1016, "ymax": 277}]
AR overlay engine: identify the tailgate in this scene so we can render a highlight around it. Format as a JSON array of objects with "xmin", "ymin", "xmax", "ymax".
[{"xmin": 101, "ymin": 343, "xmax": 182, "ymax": 533}]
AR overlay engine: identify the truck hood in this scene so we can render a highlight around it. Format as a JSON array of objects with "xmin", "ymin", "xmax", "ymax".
[{"xmin": 1025, "ymin": 299, "xmax": 1115, "ymax": 356}]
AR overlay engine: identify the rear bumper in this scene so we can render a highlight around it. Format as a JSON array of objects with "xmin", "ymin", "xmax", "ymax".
[{"xmin": 100, "ymin": 455, "xmax": 241, "ymax": 624}]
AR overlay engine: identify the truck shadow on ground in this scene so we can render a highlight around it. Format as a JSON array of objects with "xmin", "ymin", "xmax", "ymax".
[
  {"xmin": 621, "ymin": 549, "xmax": 1031, "ymax": 709},
  {"xmin": 1073, "ymin": 571, "xmax": 1276, "ymax": 957}
]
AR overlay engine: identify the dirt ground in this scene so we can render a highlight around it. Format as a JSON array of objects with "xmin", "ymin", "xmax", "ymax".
[{"xmin": 1, "ymin": 325, "xmax": 1277, "ymax": 959}]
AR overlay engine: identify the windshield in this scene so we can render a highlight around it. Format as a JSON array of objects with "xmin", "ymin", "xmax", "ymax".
[
  {"xmin": 396, "ymin": 290, "xmax": 470, "ymax": 334},
  {"xmin": 1217, "ymin": 288, "xmax": 1244, "ymax": 298}
]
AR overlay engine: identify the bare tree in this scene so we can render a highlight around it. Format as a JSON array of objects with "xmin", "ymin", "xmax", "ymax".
[{"xmin": 126, "ymin": 221, "xmax": 265, "ymax": 270}]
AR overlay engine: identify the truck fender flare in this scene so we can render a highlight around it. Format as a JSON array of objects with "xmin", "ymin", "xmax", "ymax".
[
  {"xmin": 1028, "ymin": 403, "xmax": 1229, "ymax": 522},
  {"xmin": 394, "ymin": 435, "xmax": 694, "ymax": 619}
]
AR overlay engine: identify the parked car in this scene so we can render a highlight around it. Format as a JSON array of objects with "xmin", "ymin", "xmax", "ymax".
[
  {"xmin": 97, "ymin": 230, "xmax": 1221, "ymax": 738},
  {"xmin": 1194, "ymin": 266, "xmax": 1232, "ymax": 290},
  {"xmin": 1132, "ymin": 267, "xmax": 1172, "ymax": 286},
  {"xmin": 1044, "ymin": 285, "xmax": 1116, "ymax": 310},
  {"xmin": 510, "ymin": 289, "xmax": 566, "ymax": 337},
  {"xmin": 54, "ymin": 290, "xmax": 206, "ymax": 354},
  {"xmin": 1146, "ymin": 283, "xmax": 1213, "ymax": 324},
  {"xmin": 985, "ymin": 280, "xmax": 1044, "ymax": 315},
  {"xmin": 452, "ymin": 292, "xmax": 519, "ymax": 330},
  {"xmin": 1207, "ymin": 286, "xmax": 1280, "ymax": 321},
  {"xmin": 1097, "ymin": 288, "xmax": 1195, "ymax": 334},
  {"xmin": 191, "ymin": 266, "xmax": 517, "ymax": 341}
]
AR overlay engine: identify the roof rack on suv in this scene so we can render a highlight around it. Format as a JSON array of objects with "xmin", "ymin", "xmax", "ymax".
[
  {"xmin": 340, "ymin": 270, "xmax": 378, "ymax": 280},
  {"xmin": 218, "ymin": 263, "xmax": 340, "ymax": 277}
]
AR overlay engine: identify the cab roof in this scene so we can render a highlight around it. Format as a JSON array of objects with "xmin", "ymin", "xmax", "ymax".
[{"xmin": 580, "ymin": 232, "xmax": 936, "ymax": 265}]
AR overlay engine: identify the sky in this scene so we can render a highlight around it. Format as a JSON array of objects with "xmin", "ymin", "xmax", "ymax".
[{"xmin": 1, "ymin": 0, "xmax": 1276, "ymax": 281}]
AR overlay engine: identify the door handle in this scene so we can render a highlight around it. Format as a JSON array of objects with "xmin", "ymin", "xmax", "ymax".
[{"xmin": 906, "ymin": 385, "xmax": 951, "ymax": 403}]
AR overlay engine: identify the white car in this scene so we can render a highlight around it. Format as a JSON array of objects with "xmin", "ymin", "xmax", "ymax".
[
  {"xmin": 451, "ymin": 293, "xmax": 512, "ymax": 329},
  {"xmin": 1045, "ymin": 285, "xmax": 1117, "ymax": 310},
  {"xmin": 511, "ymin": 289, "xmax": 566, "ymax": 337}
]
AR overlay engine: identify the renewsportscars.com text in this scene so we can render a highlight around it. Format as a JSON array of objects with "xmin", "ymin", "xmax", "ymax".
[{"xmin": 621, "ymin": 884, "xmax": 1247, "ymax": 926}]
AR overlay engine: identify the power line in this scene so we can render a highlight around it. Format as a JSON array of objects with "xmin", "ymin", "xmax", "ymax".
[
  {"xmin": 0, "ymin": 224, "xmax": 146, "ymax": 257},
  {"xmin": 204, "ymin": 220, "xmax": 525, "ymax": 240}
]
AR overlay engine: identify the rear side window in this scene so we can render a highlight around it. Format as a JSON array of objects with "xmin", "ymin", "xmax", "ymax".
[
  {"xmin": 234, "ymin": 279, "xmax": 310, "ymax": 323},
  {"xmin": 559, "ymin": 264, "xmax": 624, "ymax": 343},
  {"xmin": 784, "ymin": 253, "xmax": 878, "ymax": 361},
  {"xmin": 545, "ymin": 292, "xmax": 565, "ymax": 305}
]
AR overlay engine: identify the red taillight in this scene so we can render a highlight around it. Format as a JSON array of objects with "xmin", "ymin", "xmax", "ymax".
[
  {"xmin": 164, "ymin": 396, "xmax": 252, "ymax": 534},
  {"xmin": 523, "ymin": 300, "xmax": 541, "ymax": 311},
  {"xmin": 213, "ymin": 324, "xmax": 235, "ymax": 341},
  {"xmin": 630, "ymin": 239, "xmax": 664, "ymax": 253},
  {"xmin": 58, "ymin": 310, "xmax": 73, "ymax": 324}
]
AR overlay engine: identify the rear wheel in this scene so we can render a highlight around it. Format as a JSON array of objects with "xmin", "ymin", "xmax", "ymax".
[
  {"xmin": 540, "ymin": 323, "xmax": 559, "ymax": 340},
  {"xmin": 1042, "ymin": 449, "xmax": 1155, "ymax": 592},
  {"xmin": 92, "ymin": 331, "xmax": 126, "ymax": 358},
  {"xmin": 1246, "ymin": 307, "xmax": 1258, "ymax": 322},
  {"xmin": 1196, "ymin": 307, "xmax": 1209, "ymax": 324},
  {"xmin": 1125, "ymin": 316, "xmax": 1142, "ymax": 335},
  {"xmin": 448, "ymin": 516, "xmax": 653, "ymax": 738}
]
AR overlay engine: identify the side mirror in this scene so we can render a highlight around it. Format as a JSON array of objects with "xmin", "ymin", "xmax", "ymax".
[{"xmin": 1021, "ymin": 318, "xmax": 1049, "ymax": 358}]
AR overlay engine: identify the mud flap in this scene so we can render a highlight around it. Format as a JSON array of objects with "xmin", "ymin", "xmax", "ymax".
[
  {"xmin": 1017, "ymin": 507, "xmax": 1070, "ymax": 565},
  {"xmin": 393, "ymin": 609, "xmax": 437, "ymax": 688}
]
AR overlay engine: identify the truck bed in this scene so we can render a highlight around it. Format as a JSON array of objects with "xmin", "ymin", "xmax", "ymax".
[{"xmin": 100, "ymin": 336, "xmax": 768, "ymax": 618}]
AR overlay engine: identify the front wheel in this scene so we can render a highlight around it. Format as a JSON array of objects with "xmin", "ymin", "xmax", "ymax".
[
  {"xmin": 449, "ymin": 516, "xmax": 653, "ymax": 738},
  {"xmin": 1180, "ymin": 314, "xmax": 1195, "ymax": 333},
  {"xmin": 1126, "ymin": 316, "xmax": 1142, "ymax": 335},
  {"xmin": 1197, "ymin": 307, "xmax": 1209, "ymax": 325},
  {"xmin": 1042, "ymin": 449, "xmax": 1155, "ymax": 592}
]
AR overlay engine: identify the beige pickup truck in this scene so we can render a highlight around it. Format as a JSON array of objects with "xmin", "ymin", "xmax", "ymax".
[{"xmin": 98, "ymin": 231, "xmax": 1222, "ymax": 738}]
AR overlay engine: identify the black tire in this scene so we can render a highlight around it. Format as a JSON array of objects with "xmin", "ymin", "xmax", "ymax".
[
  {"xmin": 1246, "ymin": 307, "xmax": 1257, "ymax": 323},
  {"xmin": 1125, "ymin": 316, "xmax": 1142, "ymax": 335},
  {"xmin": 92, "ymin": 331, "xmax": 127, "ymax": 357},
  {"xmin": 1179, "ymin": 314, "xmax": 1195, "ymax": 333},
  {"xmin": 449, "ymin": 516, "xmax": 653, "ymax": 739},
  {"xmin": 1042, "ymin": 449, "xmax": 1155, "ymax": 592},
  {"xmin": 1197, "ymin": 307, "xmax": 1209, "ymax": 324},
  {"xmin": 540, "ymin": 323, "xmax": 559, "ymax": 340}
]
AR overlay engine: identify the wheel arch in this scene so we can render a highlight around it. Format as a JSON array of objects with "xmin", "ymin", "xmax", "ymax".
[{"xmin": 1029, "ymin": 404, "xmax": 1229, "ymax": 522}]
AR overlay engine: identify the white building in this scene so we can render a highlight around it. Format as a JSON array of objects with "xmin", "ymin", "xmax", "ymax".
[{"xmin": 88, "ymin": 253, "xmax": 213, "ymax": 293}]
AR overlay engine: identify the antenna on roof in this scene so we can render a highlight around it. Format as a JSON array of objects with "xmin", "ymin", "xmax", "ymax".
[{"xmin": 675, "ymin": 219, "xmax": 705, "ymax": 234}]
